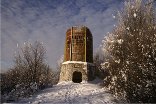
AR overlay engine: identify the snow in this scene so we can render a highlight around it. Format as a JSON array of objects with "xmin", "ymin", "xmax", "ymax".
[
  {"xmin": 62, "ymin": 61, "xmax": 87, "ymax": 64},
  {"xmin": 112, "ymin": 14, "xmax": 116, "ymax": 19},
  {"xmin": 17, "ymin": 80, "xmax": 121, "ymax": 104},
  {"xmin": 62, "ymin": 61, "xmax": 93, "ymax": 65},
  {"xmin": 126, "ymin": 27, "xmax": 130, "ymax": 30},
  {"xmin": 133, "ymin": 13, "xmax": 137, "ymax": 17},
  {"xmin": 101, "ymin": 62, "xmax": 110, "ymax": 69},
  {"xmin": 126, "ymin": 61, "xmax": 130, "ymax": 64},
  {"xmin": 117, "ymin": 39, "xmax": 123, "ymax": 44},
  {"xmin": 115, "ymin": 59, "xmax": 120, "ymax": 63}
]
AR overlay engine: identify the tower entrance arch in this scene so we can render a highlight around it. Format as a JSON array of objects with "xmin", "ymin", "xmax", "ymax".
[{"xmin": 72, "ymin": 71, "xmax": 82, "ymax": 83}]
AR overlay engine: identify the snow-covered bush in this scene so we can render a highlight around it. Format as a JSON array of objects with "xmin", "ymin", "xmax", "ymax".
[
  {"xmin": 102, "ymin": 0, "xmax": 156, "ymax": 103},
  {"xmin": 1, "ymin": 82, "xmax": 39, "ymax": 102}
]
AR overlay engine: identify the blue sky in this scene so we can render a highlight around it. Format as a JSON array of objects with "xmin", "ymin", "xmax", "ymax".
[{"xmin": 1, "ymin": 0, "xmax": 128, "ymax": 72}]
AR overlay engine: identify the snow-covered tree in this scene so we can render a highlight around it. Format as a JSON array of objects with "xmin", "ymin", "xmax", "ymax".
[
  {"xmin": 13, "ymin": 41, "xmax": 48, "ymax": 85},
  {"xmin": 93, "ymin": 49, "xmax": 108, "ymax": 79},
  {"xmin": 1, "ymin": 41, "xmax": 55, "ymax": 101},
  {"xmin": 102, "ymin": 0, "xmax": 156, "ymax": 103}
]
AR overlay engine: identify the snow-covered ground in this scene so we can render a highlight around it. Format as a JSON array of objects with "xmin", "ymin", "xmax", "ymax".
[{"xmin": 17, "ymin": 79, "xmax": 121, "ymax": 104}]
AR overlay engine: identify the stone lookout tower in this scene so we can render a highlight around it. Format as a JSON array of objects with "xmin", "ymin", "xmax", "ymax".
[{"xmin": 59, "ymin": 26, "xmax": 95, "ymax": 83}]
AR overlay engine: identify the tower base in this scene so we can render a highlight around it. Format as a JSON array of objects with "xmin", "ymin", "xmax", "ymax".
[{"xmin": 59, "ymin": 61, "xmax": 95, "ymax": 82}]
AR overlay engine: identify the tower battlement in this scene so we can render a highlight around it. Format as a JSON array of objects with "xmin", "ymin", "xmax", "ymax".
[{"xmin": 64, "ymin": 26, "xmax": 93, "ymax": 63}]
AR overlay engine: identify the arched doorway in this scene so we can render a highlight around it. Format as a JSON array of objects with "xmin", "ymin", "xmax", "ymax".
[{"xmin": 72, "ymin": 71, "xmax": 82, "ymax": 83}]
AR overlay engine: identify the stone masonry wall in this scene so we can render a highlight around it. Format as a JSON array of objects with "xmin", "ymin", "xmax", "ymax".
[{"xmin": 59, "ymin": 61, "xmax": 95, "ymax": 82}]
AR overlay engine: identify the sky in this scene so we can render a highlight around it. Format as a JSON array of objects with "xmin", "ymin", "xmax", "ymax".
[{"xmin": 1, "ymin": 0, "xmax": 128, "ymax": 72}]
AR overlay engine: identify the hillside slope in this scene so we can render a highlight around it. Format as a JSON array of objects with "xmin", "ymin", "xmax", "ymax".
[{"xmin": 18, "ymin": 80, "xmax": 120, "ymax": 104}]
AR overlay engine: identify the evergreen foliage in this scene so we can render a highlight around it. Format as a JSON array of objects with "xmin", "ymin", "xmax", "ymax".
[{"xmin": 102, "ymin": 0, "xmax": 156, "ymax": 102}]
